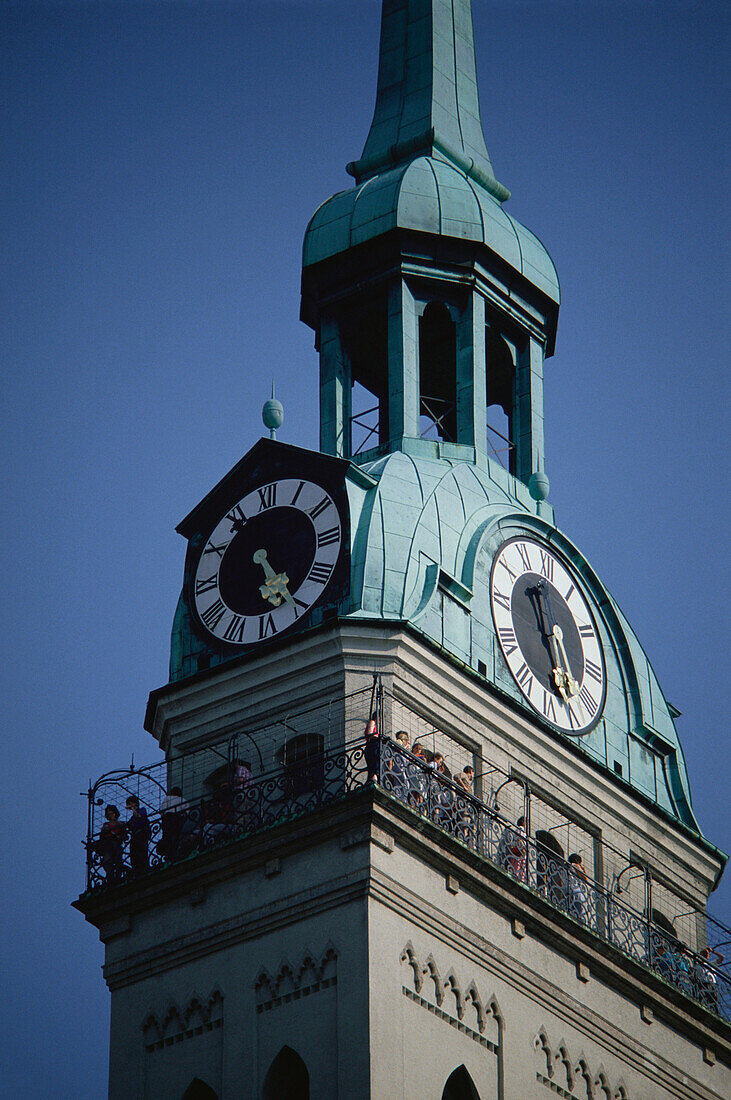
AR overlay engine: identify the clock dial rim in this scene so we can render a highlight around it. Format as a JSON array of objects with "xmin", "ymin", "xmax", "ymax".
[
  {"xmin": 192, "ymin": 477, "xmax": 343, "ymax": 647},
  {"xmin": 489, "ymin": 535, "xmax": 606, "ymax": 734}
]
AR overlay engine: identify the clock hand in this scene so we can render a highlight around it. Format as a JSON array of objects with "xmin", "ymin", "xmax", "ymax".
[
  {"xmin": 252, "ymin": 548, "xmax": 296, "ymax": 609},
  {"xmin": 552, "ymin": 625, "xmax": 579, "ymax": 697},
  {"xmin": 535, "ymin": 582, "xmax": 571, "ymax": 701}
]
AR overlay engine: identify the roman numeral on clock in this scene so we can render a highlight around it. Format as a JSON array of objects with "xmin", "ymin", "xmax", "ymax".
[
  {"xmin": 578, "ymin": 624, "xmax": 594, "ymax": 639},
  {"xmin": 565, "ymin": 702, "xmax": 579, "ymax": 730},
  {"xmin": 308, "ymin": 560, "xmax": 333, "ymax": 585},
  {"xmin": 584, "ymin": 658, "xmax": 602, "ymax": 683},
  {"xmin": 257, "ymin": 483, "xmax": 277, "ymax": 511},
  {"xmin": 226, "ymin": 504, "xmax": 247, "ymax": 531},
  {"xmin": 195, "ymin": 573, "xmax": 218, "ymax": 596},
  {"xmin": 579, "ymin": 685, "xmax": 598, "ymax": 717},
  {"xmin": 497, "ymin": 626, "xmax": 518, "ymax": 656},
  {"xmin": 317, "ymin": 527, "xmax": 340, "ymax": 548},
  {"xmin": 541, "ymin": 691, "xmax": 557, "ymax": 723},
  {"xmin": 203, "ymin": 540, "xmax": 228, "ymax": 558},
  {"xmin": 515, "ymin": 662, "xmax": 534, "ymax": 696},
  {"xmin": 516, "ymin": 542, "xmax": 532, "ymax": 572},
  {"xmin": 201, "ymin": 599, "xmax": 227, "ymax": 631},
  {"xmin": 539, "ymin": 550, "xmax": 554, "ymax": 581},
  {"xmin": 500, "ymin": 558, "xmax": 518, "ymax": 581},
  {"xmin": 493, "ymin": 589, "xmax": 511, "ymax": 612},
  {"xmin": 308, "ymin": 496, "xmax": 331, "ymax": 520},
  {"xmin": 259, "ymin": 613, "xmax": 277, "ymax": 640},
  {"xmin": 223, "ymin": 615, "xmax": 246, "ymax": 643}
]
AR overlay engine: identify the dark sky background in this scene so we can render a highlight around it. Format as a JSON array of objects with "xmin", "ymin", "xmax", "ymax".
[{"xmin": 1, "ymin": 1, "xmax": 729, "ymax": 1093}]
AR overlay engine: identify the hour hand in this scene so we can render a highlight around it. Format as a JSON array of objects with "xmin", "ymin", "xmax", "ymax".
[
  {"xmin": 253, "ymin": 548, "xmax": 295, "ymax": 608},
  {"xmin": 552, "ymin": 625, "xmax": 579, "ymax": 697}
]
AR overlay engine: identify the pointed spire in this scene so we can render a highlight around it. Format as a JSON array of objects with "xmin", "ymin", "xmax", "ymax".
[{"xmin": 347, "ymin": 0, "xmax": 509, "ymax": 202}]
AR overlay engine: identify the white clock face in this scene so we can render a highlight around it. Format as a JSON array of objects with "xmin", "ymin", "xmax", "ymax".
[
  {"xmin": 489, "ymin": 537, "xmax": 606, "ymax": 734},
  {"xmin": 193, "ymin": 478, "xmax": 342, "ymax": 646}
]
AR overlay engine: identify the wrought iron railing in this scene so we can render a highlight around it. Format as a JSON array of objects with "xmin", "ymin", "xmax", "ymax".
[{"xmin": 82, "ymin": 733, "xmax": 729, "ymax": 1020}]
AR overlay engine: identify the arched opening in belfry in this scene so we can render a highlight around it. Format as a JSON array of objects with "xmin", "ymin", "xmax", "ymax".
[
  {"xmin": 182, "ymin": 1079, "xmax": 218, "ymax": 1100},
  {"xmin": 262, "ymin": 1045, "xmax": 310, "ymax": 1100},
  {"xmin": 485, "ymin": 327, "xmax": 515, "ymax": 472},
  {"xmin": 419, "ymin": 301, "xmax": 457, "ymax": 442},
  {"xmin": 342, "ymin": 295, "xmax": 389, "ymax": 455},
  {"xmin": 441, "ymin": 1064, "xmax": 481, "ymax": 1100}
]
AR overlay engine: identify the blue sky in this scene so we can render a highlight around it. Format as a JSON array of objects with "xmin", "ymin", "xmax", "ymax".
[{"xmin": 1, "ymin": 1, "xmax": 729, "ymax": 1093}]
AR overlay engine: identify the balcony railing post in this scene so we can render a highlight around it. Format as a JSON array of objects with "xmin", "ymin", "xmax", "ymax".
[
  {"xmin": 523, "ymin": 782, "xmax": 531, "ymax": 885},
  {"xmin": 645, "ymin": 869, "xmax": 653, "ymax": 966}
]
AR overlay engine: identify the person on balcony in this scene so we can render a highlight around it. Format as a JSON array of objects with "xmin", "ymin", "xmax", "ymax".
[
  {"xmin": 407, "ymin": 742, "xmax": 428, "ymax": 809},
  {"xmin": 232, "ymin": 758, "xmax": 253, "ymax": 788},
  {"xmin": 125, "ymin": 795, "xmax": 150, "ymax": 876},
  {"xmin": 386, "ymin": 731, "xmax": 411, "ymax": 797},
  {"xmin": 364, "ymin": 716, "xmax": 380, "ymax": 783},
  {"xmin": 454, "ymin": 765, "xmax": 474, "ymax": 794},
  {"xmin": 453, "ymin": 765, "xmax": 476, "ymax": 843},
  {"xmin": 158, "ymin": 786, "xmax": 188, "ymax": 861},
  {"xmin": 95, "ymin": 804, "xmax": 125, "ymax": 883},
  {"xmin": 497, "ymin": 816, "xmax": 527, "ymax": 880},
  {"xmin": 695, "ymin": 946, "xmax": 724, "ymax": 1011},
  {"xmin": 567, "ymin": 853, "xmax": 589, "ymax": 923}
]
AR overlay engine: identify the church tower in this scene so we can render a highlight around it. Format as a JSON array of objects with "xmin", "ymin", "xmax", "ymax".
[{"xmin": 75, "ymin": 3, "xmax": 730, "ymax": 1098}]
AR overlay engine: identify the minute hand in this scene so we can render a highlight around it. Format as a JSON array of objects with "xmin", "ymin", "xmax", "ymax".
[{"xmin": 552, "ymin": 625, "xmax": 579, "ymax": 697}]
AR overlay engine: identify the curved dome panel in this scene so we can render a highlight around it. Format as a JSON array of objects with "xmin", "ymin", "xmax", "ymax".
[{"xmin": 303, "ymin": 156, "xmax": 559, "ymax": 305}]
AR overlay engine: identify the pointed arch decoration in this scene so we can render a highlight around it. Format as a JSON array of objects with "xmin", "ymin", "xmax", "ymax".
[
  {"xmin": 575, "ymin": 1055, "xmax": 595, "ymax": 1100},
  {"xmin": 444, "ymin": 970, "xmax": 465, "ymax": 1020},
  {"xmin": 441, "ymin": 1064, "xmax": 481, "ymax": 1100},
  {"xmin": 262, "ymin": 1045, "xmax": 309, "ymax": 1100},
  {"xmin": 422, "ymin": 953, "xmax": 445, "ymax": 1006},
  {"xmin": 255, "ymin": 944, "xmax": 338, "ymax": 1014},
  {"xmin": 400, "ymin": 941, "xmax": 423, "ymax": 993},
  {"xmin": 142, "ymin": 989, "xmax": 223, "ymax": 1053},
  {"xmin": 533, "ymin": 1029, "xmax": 630, "ymax": 1100},
  {"xmin": 555, "ymin": 1041, "xmax": 575, "ymax": 1092},
  {"xmin": 398, "ymin": 942, "xmax": 500, "ymax": 1056}
]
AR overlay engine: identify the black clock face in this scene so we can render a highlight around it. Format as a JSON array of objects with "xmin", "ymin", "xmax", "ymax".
[
  {"xmin": 193, "ymin": 478, "xmax": 343, "ymax": 646},
  {"xmin": 489, "ymin": 537, "xmax": 606, "ymax": 733}
]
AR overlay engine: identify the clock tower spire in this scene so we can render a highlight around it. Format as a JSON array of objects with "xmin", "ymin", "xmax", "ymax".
[
  {"xmin": 348, "ymin": 0, "xmax": 509, "ymax": 203},
  {"xmin": 302, "ymin": 0, "xmax": 558, "ymax": 499}
]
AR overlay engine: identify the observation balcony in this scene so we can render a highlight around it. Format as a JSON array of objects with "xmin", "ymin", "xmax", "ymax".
[{"xmin": 79, "ymin": 685, "xmax": 730, "ymax": 1022}]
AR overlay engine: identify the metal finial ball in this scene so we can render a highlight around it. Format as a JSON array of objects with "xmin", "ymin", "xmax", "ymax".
[
  {"xmin": 528, "ymin": 471, "xmax": 550, "ymax": 502},
  {"xmin": 262, "ymin": 398, "xmax": 284, "ymax": 431}
]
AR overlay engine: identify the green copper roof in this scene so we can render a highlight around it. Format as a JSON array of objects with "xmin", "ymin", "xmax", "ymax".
[
  {"xmin": 304, "ymin": 157, "xmax": 559, "ymax": 304},
  {"xmin": 303, "ymin": 0, "xmax": 559, "ymax": 307},
  {"xmin": 348, "ymin": 0, "xmax": 509, "ymax": 203},
  {"xmin": 344, "ymin": 450, "xmax": 699, "ymax": 831}
]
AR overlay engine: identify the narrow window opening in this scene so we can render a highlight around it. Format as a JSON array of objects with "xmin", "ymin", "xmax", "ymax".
[
  {"xmin": 419, "ymin": 302, "xmax": 457, "ymax": 442},
  {"xmin": 342, "ymin": 296, "xmax": 388, "ymax": 449},
  {"xmin": 613, "ymin": 761, "xmax": 623, "ymax": 777},
  {"xmin": 442, "ymin": 1065, "xmax": 481, "ymax": 1100},
  {"xmin": 351, "ymin": 379, "xmax": 381, "ymax": 456},
  {"xmin": 182, "ymin": 1080, "xmax": 218, "ymax": 1100},
  {"xmin": 485, "ymin": 327, "xmax": 515, "ymax": 471},
  {"xmin": 263, "ymin": 1046, "xmax": 309, "ymax": 1100}
]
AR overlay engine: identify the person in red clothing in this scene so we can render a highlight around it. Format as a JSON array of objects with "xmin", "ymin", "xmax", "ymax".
[
  {"xmin": 96, "ymin": 804, "xmax": 126, "ymax": 883},
  {"xmin": 364, "ymin": 716, "xmax": 380, "ymax": 783}
]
